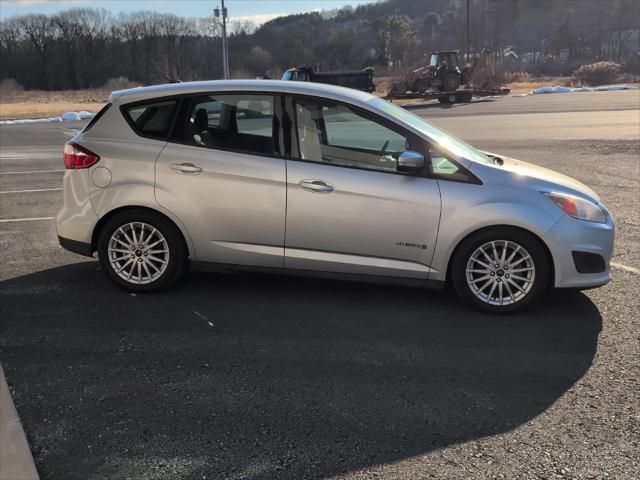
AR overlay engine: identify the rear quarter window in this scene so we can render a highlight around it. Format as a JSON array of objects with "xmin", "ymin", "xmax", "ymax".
[
  {"xmin": 81, "ymin": 102, "xmax": 111, "ymax": 133},
  {"xmin": 122, "ymin": 99, "xmax": 178, "ymax": 140}
]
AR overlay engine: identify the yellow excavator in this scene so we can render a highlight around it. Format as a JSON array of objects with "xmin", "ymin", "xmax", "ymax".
[{"xmin": 387, "ymin": 49, "xmax": 509, "ymax": 103}]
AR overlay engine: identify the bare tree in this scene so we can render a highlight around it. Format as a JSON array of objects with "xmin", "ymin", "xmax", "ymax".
[
  {"xmin": 17, "ymin": 14, "xmax": 54, "ymax": 88},
  {"xmin": 369, "ymin": 15, "xmax": 422, "ymax": 69},
  {"xmin": 0, "ymin": 18, "xmax": 24, "ymax": 80},
  {"xmin": 158, "ymin": 14, "xmax": 196, "ymax": 80},
  {"xmin": 0, "ymin": 1, "xmax": 638, "ymax": 91},
  {"xmin": 137, "ymin": 12, "xmax": 163, "ymax": 83},
  {"xmin": 53, "ymin": 11, "xmax": 83, "ymax": 88},
  {"xmin": 230, "ymin": 19, "xmax": 257, "ymax": 35},
  {"xmin": 113, "ymin": 13, "xmax": 144, "ymax": 81},
  {"xmin": 249, "ymin": 45, "xmax": 272, "ymax": 74}
]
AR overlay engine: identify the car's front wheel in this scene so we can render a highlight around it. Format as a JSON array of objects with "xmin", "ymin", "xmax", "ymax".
[
  {"xmin": 97, "ymin": 209, "xmax": 187, "ymax": 293},
  {"xmin": 451, "ymin": 228, "xmax": 550, "ymax": 313}
]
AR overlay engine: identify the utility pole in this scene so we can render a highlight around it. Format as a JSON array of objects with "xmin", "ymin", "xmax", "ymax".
[
  {"xmin": 214, "ymin": 0, "xmax": 229, "ymax": 79},
  {"xmin": 466, "ymin": 0, "xmax": 471, "ymax": 63}
]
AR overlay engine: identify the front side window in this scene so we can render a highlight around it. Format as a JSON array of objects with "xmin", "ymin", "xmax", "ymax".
[
  {"xmin": 367, "ymin": 97, "xmax": 491, "ymax": 166},
  {"xmin": 123, "ymin": 100, "xmax": 178, "ymax": 139},
  {"xmin": 185, "ymin": 94, "xmax": 276, "ymax": 156},
  {"xmin": 294, "ymin": 99, "xmax": 411, "ymax": 173}
]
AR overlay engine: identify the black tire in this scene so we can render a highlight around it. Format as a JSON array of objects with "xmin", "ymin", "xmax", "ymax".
[
  {"xmin": 451, "ymin": 227, "xmax": 550, "ymax": 314},
  {"xmin": 457, "ymin": 91, "xmax": 473, "ymax": 103},
  {"xmin": 414, "ymin": 78, "xmax": 430, "ymax": 93},
  {"xmin": 438, "ymin": 94, "xmax": 458, "ymax": 104},
  {"xmin": 440, "ymin": 72, "xmax": 461, "ymax": 92},
  {"xmin": 97, "ymin": 209, "xmax": 187, "ymax": 293}
]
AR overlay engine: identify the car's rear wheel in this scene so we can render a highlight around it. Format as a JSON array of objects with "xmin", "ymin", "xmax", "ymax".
[
  {"xmin": 451, "ymin": 228, "xmax": 550, "ymax": 313},
  {"xmin": 97, "ymin": 210, "xmax": 187, "ymax": 292}
]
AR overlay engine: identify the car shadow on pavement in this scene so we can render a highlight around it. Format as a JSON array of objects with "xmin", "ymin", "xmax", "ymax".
[{"xmin": 0, "ymin": 261, "xmax": 602, "ymax": 480}]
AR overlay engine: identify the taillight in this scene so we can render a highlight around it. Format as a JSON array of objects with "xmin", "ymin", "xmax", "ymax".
[{"xmin": 64, "ymin": 142, "xmax": 100, "ymax": 169}]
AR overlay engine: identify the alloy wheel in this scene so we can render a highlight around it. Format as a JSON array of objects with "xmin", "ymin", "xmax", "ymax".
[
  {"xmin": 465, "ymin": 240, "xmax": 536, "ymax": 306},
  {"xmin": 107, "ymin": 222, "xmax": 170, "ymax": 285}
]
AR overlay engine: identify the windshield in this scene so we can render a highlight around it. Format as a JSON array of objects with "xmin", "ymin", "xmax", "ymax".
[
  {"xmin": 429, "ymin": 54, "xmax": 438, "ymax": 67},
  {"xmin": 368, "ymin": 97, "xmax": 491, "ymax": 165},
  {"xmin": 282, "ymin": 71, "xmax": 293, "ymax": 81}
]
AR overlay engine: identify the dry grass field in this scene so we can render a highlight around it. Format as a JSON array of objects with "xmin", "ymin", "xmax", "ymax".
[
  {"xmin": 0, "ymin": 78, "xmax": 637, "ymax": 120},
  {"xmin": 0, "ymin": 88, "xmax": 108, "ymax": 120}
]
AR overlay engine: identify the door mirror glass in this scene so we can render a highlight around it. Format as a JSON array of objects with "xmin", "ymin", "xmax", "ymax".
[{"xmin": 397, "ymin": 150, "xmax": 425, "ymax": 173}]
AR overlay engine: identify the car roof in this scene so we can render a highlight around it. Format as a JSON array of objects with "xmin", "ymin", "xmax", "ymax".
[{"xmin": 110, "ymin": 79, "xmax": 376, "ymax": 106}]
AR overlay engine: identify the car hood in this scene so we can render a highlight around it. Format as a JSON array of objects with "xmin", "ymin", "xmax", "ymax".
[{"xmin": 480, "ymin": 152, "xmax": 601, "ymax": 203}]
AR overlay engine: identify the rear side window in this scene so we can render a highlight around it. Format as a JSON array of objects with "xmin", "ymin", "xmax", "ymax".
[
  {"xmin": 81, "ymin": 102, "xmax": 111, "ymax": 133},
  {"xmin": 123, "ymin": 100, "xmax": 178, "ymax": 140},
  {"xmin": 184, "ymin": 94, "xmax": 276, "ymax": 156}
]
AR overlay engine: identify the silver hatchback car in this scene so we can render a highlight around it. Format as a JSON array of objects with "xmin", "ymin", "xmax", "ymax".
[{"xmin": 57, "ymin": 80, "xmax": 614, "ymax": 313}]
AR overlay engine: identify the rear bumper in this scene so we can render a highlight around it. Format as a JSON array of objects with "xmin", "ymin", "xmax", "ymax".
[
  {"xmin": 55, "ymin": 170, "xmax": 98, "ymax": 253},
  {"xmin": 544, "ymin": 213, "xmax": 615, "ymax": 289},
  {"xmin": 58, "ymin": 236, "xmax": 93, "ymax": 257}
]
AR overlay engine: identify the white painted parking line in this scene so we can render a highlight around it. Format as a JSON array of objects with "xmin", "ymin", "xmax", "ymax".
[
  {"xmin": 611, "ymin": 262, "xmax": 640, "ymax": 274},
  {"xmin": 0, "ymin": 152, "xmax": 60, "ymax": 159},
  {"xmin": 0, "ymin": 188, "xmax": 62, "ymax": 194},
  {"xmin": 0, "ymin": 169, "xmax": 65, "ymax": 175},
  {"xmin": 0, "ymin": 217, "xmax": 54, "ymax": 223}
]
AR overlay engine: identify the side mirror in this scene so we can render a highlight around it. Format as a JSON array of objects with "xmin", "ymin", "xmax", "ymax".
[{"xmin": 397, "ymin": 150, "xmax": 425, "ymax": 174}]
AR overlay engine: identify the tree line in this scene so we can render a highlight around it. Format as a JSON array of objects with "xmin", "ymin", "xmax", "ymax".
[{"xmin": 0, "ymin": 0, "xmax": 638, "ymax": 91}]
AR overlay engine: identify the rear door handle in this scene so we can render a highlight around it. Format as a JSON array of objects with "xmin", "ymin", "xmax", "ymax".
[
  {"xmin": 170, "ymin": 163, "xmax": 202, "ymax": 174},
  {"xmin": 299, "ymin": 179, "xmax": 334, "ymax": 193}
]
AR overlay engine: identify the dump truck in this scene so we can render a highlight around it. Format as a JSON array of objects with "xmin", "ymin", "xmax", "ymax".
[
  {"xmin": 282, "ymin": 66, "xmax": 375, "ymax": 93},
  {"xmin": 387, "ymin": 49, "xmax": 509, "ymax": 103}
]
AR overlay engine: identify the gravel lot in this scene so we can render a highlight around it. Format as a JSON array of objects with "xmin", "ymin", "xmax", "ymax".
[{"xmin": 0, "ymin": 91, "xmax": 638, "ymax": 480}]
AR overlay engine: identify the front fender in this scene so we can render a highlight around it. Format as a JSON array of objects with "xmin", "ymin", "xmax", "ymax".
[{"xmin": 429, "ymin": 181, "xmax": 563, "ymax": 282}]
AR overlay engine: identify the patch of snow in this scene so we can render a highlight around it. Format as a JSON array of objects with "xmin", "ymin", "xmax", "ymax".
[
  {"xmin": 0, "ymin": 110, "xmax": 95, "ymax": 126},
  {"xmin": 532, "ymin": 84, "xmax": 638, "ymax": 94},
  {"xmin": 593, "ymin": 84, "xmax": 638, "ymax": 91},
  {"xmin": 61, "ymin": 111, "xmax": 82, "ymax": 121},
  {"xmin": 570, "ymin": 87, "xmax": 594, "ymax": 92}
]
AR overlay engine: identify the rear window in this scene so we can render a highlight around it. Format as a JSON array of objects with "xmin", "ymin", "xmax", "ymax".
[
  {"xmin": 123, "ymin": 100, "xmax": 178, "ymax": 139},
  {"xmin": 81, "ymin": 102, "xmax": 111, "ymax": 133}
]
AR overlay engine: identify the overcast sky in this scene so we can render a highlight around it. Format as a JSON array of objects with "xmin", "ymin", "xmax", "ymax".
[{"xmin": 0, "ymin": 0, "xmax": 379, "ymax": 23}]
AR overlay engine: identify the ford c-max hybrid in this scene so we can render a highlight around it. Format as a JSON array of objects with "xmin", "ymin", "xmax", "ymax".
[{"xmin": 57, "ymin": 80, "xmax": 614, "ymax": 313}]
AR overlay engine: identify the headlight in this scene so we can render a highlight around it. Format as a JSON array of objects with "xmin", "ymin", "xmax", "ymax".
[{"xmin": 543, "ymin": 192, "xmax": 608, "ymax": 223}]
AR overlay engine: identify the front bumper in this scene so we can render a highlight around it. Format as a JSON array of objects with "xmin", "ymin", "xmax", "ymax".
[{"xmin": 544, "ymin": 213, "xmax": 615, "ymax": 289}]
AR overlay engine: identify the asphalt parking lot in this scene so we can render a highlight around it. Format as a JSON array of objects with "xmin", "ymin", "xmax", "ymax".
[{"xmin": 1, "ymin": 90, "xmax": 639, "ymax": 479}]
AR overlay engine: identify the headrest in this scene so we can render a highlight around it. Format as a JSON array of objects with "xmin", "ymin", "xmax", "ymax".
[{"xmin": 194, "ymin": 108, "xmax": 209, "ymax": 131}]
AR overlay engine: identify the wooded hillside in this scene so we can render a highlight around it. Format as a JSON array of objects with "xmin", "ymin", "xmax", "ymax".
[{"xmin": 1, "ymin": 0, "xmax": 638, "ymax": 90}]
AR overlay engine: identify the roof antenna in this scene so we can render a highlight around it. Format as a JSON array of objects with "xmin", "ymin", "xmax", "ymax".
[{"xmin": 151, "ymin": 59, "xmax": 181, "ymax": 84}]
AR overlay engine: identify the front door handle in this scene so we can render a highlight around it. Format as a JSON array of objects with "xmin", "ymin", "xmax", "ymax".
[
  {"xmin": 299, "ymin": 179, "xmax": 334, "ymax": 193},
  {"xmin": 170, "ymin": 163, "xmax": 202, "ymax": 174}
]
